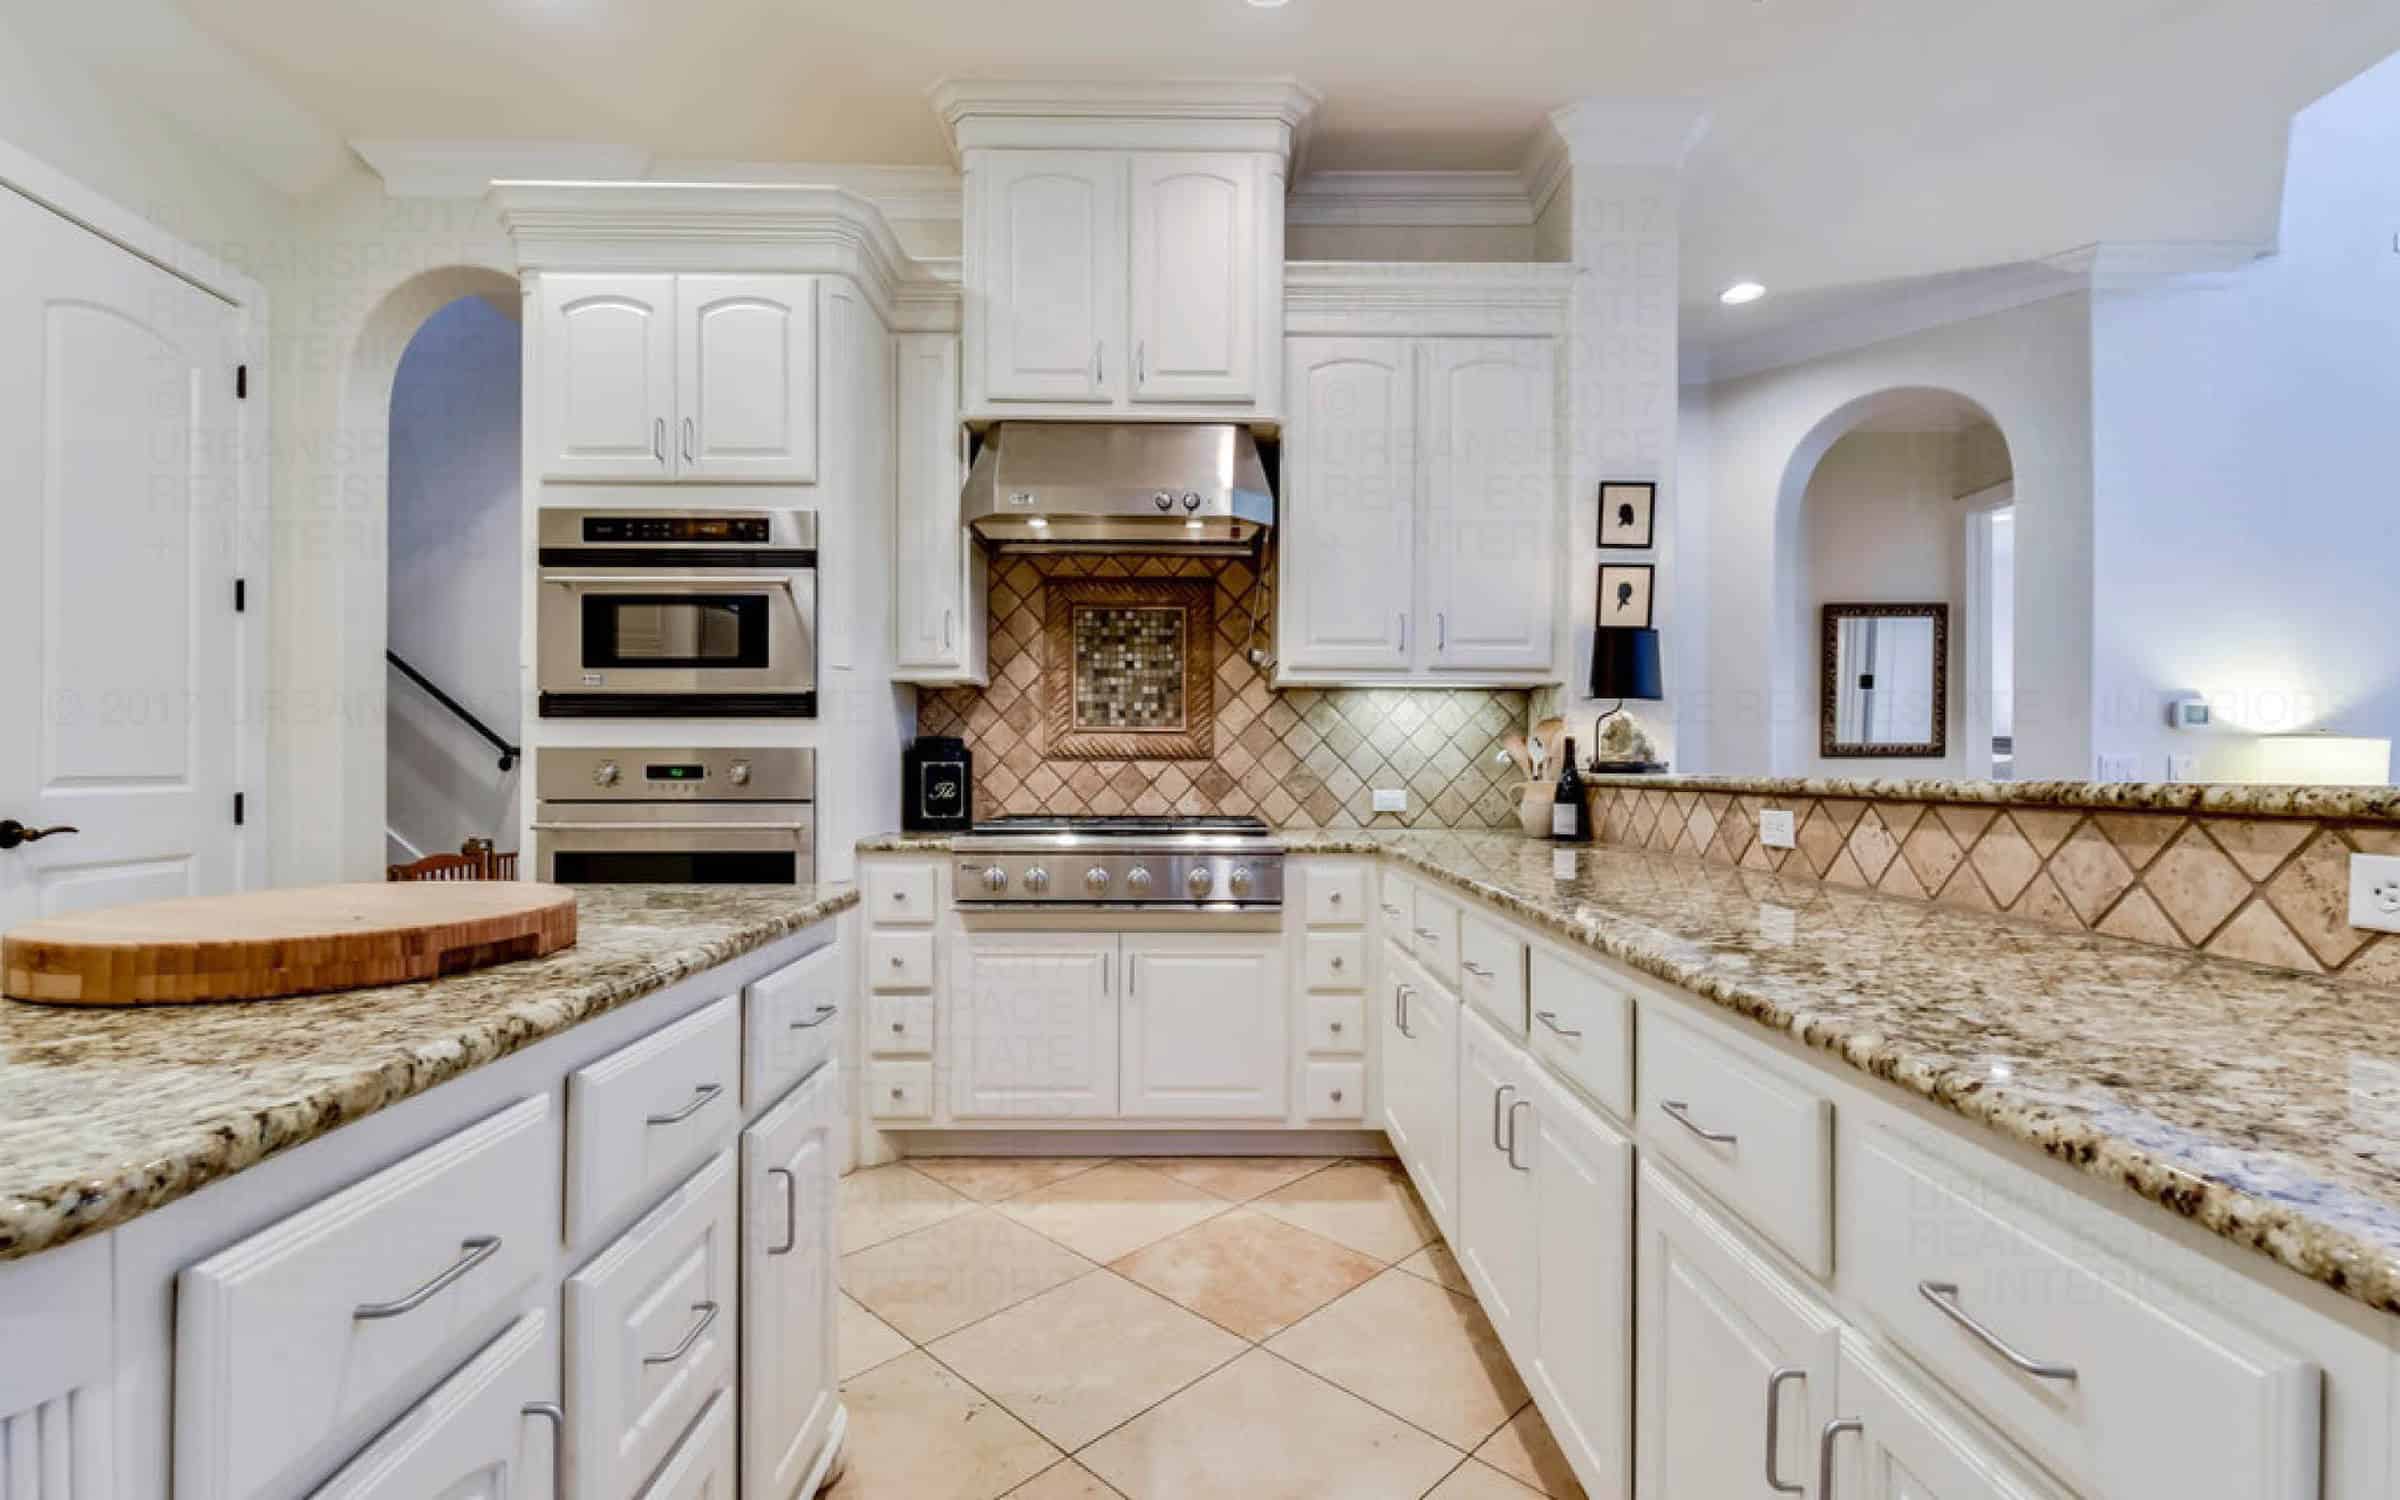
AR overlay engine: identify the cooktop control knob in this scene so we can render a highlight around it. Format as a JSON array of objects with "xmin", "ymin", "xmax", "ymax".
[
  {"xmin": 593, "ymin": 760, "xmax": 621, "ymax": 787},
  {"xmin": 1181, "ymin": 490, "xmax": 1202, "ymax": 511},
  {"xmin": 1153, "ymin": 491, "xmax": 1175, "ymax": 511},
  {"xmin": 728, "ymin": 760, "xmax": 752, "ymax": 787},
  {"xmin": 1185, "ymin": 866, "xmax": 1214, "ymax": 897},
  {"xmin": 1024, "ymin": 867, "xmax": 1051, "ymax": 894},
  {"xmin": 1228, "ymin": 866, "xmax": 1254, "ymax": 897},
  {"xmin": 1126, "ymin": 866, "xmax": 1154, "ymax": 895},
  {"xmin": 981, "ymin": 866, "xmax": 1008, "ymax": 894},
  {"xmin": 1085, "ymin": 866, "xmax": 1112, "ymax": 894}
]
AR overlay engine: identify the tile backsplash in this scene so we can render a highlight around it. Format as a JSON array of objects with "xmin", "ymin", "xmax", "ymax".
[{"xmin": 918, "ymin": 554, "xmax": 1531, "ymax": 828}]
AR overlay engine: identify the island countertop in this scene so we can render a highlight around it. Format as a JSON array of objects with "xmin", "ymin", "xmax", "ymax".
[
  {"xmin": 0, "ymin": 883, "xmax": 856, "ymax": 1263},
  {"xmin": 862, "ymin": 827, "xmax": 2400, "ymax": 1315}
]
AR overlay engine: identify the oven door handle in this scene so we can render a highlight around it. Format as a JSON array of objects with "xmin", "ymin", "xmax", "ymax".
[
  {"xmin": 541, "ymin": 574, "xmax": 804, "ymax": 592},
  {"xmin": 531, "ymin": 821, "xmax": 811, "ymax": 833}
]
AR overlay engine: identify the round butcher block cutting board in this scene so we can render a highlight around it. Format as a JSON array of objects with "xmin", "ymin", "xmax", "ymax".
[{"xmin": 1, "ymin": 882, "xmax": 579, "ymax": 1005}]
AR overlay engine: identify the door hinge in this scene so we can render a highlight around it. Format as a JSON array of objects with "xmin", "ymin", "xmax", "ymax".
[
  {"xmin": 235, "ymin": 364, "xmax": 248, "ymax": 400},
  {"xmin": 233, "ymin": 792, "xmax": 245, "ymax": 827},
  {"xmin": 234, "ymin": 578, "xmax": 247, "ymax": 613}
]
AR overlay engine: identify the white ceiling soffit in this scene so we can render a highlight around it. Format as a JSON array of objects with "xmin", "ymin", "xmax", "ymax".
[{"xmin": 350, "ymin": 141, "xmax": 654, "ymax": 198}]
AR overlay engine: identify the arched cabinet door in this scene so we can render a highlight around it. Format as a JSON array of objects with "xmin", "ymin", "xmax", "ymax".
[
  {"xmin": 1129, "ymin": 153, "xmax": 1261, "ymax": 404},
  {"xmin": 1418, "ymin": 338, "xmax": 1558, "ymax": 671},
  {"xmin": 1280, "ymin": 337, "xmax": 1417, "ymax": 671},
  {"xmin": 538, "ymin": 274, "xmax": 676, "ymax": 481},
  {"xmin": 977, "ymin": 153, "xmax": 1124, "ymax": 405},
  {"xmin": 678, "ymin": 275, "xmax": 819, "ymax": 483}
]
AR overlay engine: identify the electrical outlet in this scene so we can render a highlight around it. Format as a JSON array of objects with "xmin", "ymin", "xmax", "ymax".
[
  {"xmin": 2095, "ymin": 753, "xmax": 2139, "ymax": 782},
  {"xmin": 1759, "ymin": 809, "xmax": 1797, "ymax": 849},
  {"xmin": 2349, "ymin": 853, "xmax": 2400, "ymax": 934},
  {"xmin": 2167, "ymin": 754, "xmax": 2198, "ymax": 783},
  {"xmin": 1371, "ymin": 788, "xmax": 1408, "ymax": 814}
]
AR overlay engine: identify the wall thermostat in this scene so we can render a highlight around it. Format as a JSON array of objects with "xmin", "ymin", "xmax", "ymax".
[{"xmin": 2166, "ymin": 696, "xmax": 2212, "ymax": 730}]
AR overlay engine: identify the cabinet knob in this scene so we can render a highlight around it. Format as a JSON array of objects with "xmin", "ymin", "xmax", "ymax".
[
  {"xmin": 890, "ymin": 954, "xmax": 904, "ymax": 968},
  {"xmin": 1331, "ymin": 1088, "xmax": 1344, "ymax": 1102},
  {"xmin": 1331, "ymin": 1020, "xmax": 1344, "ymax": 1033},
  {"xmin": 891, "ymin": 1021, "xmax": 904, "ymax": 1033},
  {"xmin": 1331, "ymin": 955, "xmax": 1344, "ymax": 970}
]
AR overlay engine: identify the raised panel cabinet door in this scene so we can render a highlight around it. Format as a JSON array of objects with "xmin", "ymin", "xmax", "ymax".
[
  {"xmin": 1383, "ymin": 953, "xmax": 1460, "ymax": 1240},
  {"xmin": 1120, "ymin": 932, "xmax": 1288, "ymax": 1119},
  {"xmin": 676, "ymin": 274, "xmax": 818, "ymax": 482},
  {"xmin": 1279, "ymin": 338, "xmax": 1415, "ymax": 671},
  {"xmin": 1455, "ymin": 1008, "xmax": 1539, "ymax": 1353},
  {"xmin": 741, "ymin": 1062, "xmax": 841, "ymax": 1500},
  {"xmin": 977, "ymin": 152, "xmax": 1124, "ymax": 404},
  {"xmin": 1128, "ymin": 153, "xmax": 1259, "ymax": 404},
  {"xmin": 1529, "ymin": 1073, "xmax": 1634, "ymax": 1500},
  {"xmin": 635, "ymin": 1389, "xmax": 736, "ymax": 1500},
  {"xmin": 949, "ymin": 932, "xmax": 1120, "ymax": 1119},
  {"xmin": 1419, "ymin": 338, "xmax": 1558, "ymax": 671},
  {"xmin": 538, "ymin": 273, "xmax": 675, "ymax": 480},
  {"xmin": 308, "ymin": 1312, "xmax": 556, "ymax": 1500},
  {"xmin": 1821, "ymin": 1342, "xmax": 2074, "ymax": 1500},
  {"xmin": 1635, "ymin": 1161, "xmax": 1843, "ymax": 1500},
  {"xmin": 893, "ymin": 333, "xmax": 978, "ymax": 675}
]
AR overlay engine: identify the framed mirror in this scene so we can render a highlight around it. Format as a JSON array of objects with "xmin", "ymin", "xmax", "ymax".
[{"xmin": 1822, "ymin": 603, "xmax": 1949, "ymax": 758}]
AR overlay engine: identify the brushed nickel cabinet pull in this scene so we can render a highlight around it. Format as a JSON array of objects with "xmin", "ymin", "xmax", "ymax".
[
  {"xmin": 522, "ymin": 1401, "xmax": 564, "ymax": 1484},
  {"xmin": 643, "ymin": 1301, "xmax": 720, "ymax": 1366},
  {"xmin": 791, "ymin": 1003, "xmax": 837, "ymax": 1030},
  {"xmin": 646, "ymin": 1083, "xmax": 724, "ymax": 1126},
  {"xmin": 768, "ymin": 1167, "xmax": 799, "ymax": 1256},
  {"xmin": 1491, "ymin": 1084, "xmax": 1515, "ymax": 1150},
  {"xmin": 1764, "ymin": 1367, "xmax": 1805, "ymax": 1494},
  {"xmin": 1917, "ymin": 1281, "xmax": 2078, "ymax": 1380},
  {"xmin": 1505, "ymin": 1099, "xmax": 1532, "ymax": 1170},
  {"xmin": 1535, "ymin": 1009, "xmax": 1584, "ymax": 1039},
  {"xmin": 1660, "ymin": 1098, "xmax": 1736, "ymax": 1145},
  {"xmin": 354, "ymin": 1235, "xmax": 502, "ymax": 1320},
  {"xmin": 1819, "ymin": 1418, "xmax": 1863, "ymax": 1500}
]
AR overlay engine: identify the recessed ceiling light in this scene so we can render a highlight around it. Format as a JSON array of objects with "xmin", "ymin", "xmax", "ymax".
[{"xmin": 1720, "ymin": 281, "xmax": 1766, "ymax": 306}]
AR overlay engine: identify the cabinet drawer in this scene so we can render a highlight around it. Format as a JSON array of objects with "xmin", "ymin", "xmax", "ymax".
[
  {"xmin": 1847, "ymin": 1130, "xmax": 2320, "ymax": 1499},
  {"xmin": 1636, "ymin": 1012, "xmax": 1832, "ymax": 1276},
  {"xmin": 1457, "ymin": 911, "xmax": 1527, "ymax": 1036},
  {"xmin": 638, "ymin": 1388, "xmax": 736, "ymax": 1500},
  {"xmin": 1527, "ymin": 949, "xmax": 1633, "ymax": 1122},
  {"xmin": 1305, "ymin": 993, "xmax": 1365, "ymax": 1054},
  {"xmin": 744, "ymin": 938, "xmax": 842, "ymax": 1110},
  {"xmin": 865, "ymin": 863, "xmax": 936, "ymax": 925},
  {"xmin": 1303, "ymin": 862, "xmax": 1366, "ymax": 926},
  {"xmin": 175, "ymin": 1097, "xmax": 558, "ymax": 1500},
  {"xmin": 309, "ymin": 1311, "xmax": 553, "ymax": 1500},
  {"xmin": 1378, "ymin": 867, "xmax": 1415, "ymax": 949},
  {"xmin": 1304, "ymin": 1061, "xmax": 1366, "ymax": 1120},
  {"xmin": 566, "ymin": 1151, "xmax": 739, "ymax": 1500},
  {"xmin": 1410, "ymin": 886, "xmax": 1461, "ymax": 988},
  {"xmin": 871, "ymin": 994, "xmax": 934, "ymax": 1056},
  {"xmin": 869, "ymin": 930, "xmax": 934, "ymax": 991},
  {"xmin": 870, "ymin": 1060, "xmax": 934, "ymax": 1120},
  {"xmin": 1304, "ymin": 932, "xmax": 1365, "ymax": 991},
  {"xmin": 568, "ymin": 996, "xmax": 742, "ymax": 1245}
]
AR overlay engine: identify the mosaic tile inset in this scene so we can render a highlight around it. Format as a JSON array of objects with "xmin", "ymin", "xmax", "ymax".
[{"xmin": 1073, "ymin": 605, "xmax": 1187, "ymax": 730}]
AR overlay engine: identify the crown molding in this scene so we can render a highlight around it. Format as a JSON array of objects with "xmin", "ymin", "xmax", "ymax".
[
  {"xmin": 1285, "ymin": 260, "xmax": 1576, "ymax": 337},
  {"xmin": 2039, "ymin": 239, "xmax": 2269, "ymax": 287},
  {"xmin": 1546, "ymin": 97, "xmax": 1711, "ymax": 171},
  {"xmin": 929, "ymin": 76, "xmax": 1321, "ymax": 162},
  {"xmin": 1519, "ymin": 128, "xmax": 1572, "ymax": 221},
  {"xmin": 646, "ymin": 159, "xmax": 963, "ymax": 221},
  {"xmin": 894, "ymin": 255, "xmax": 962, "ymax": 334},
  {"xmin": 351, "ymin": 140, "xmax": 651, "ymax": 198},
  {"xmin": 1286, "ymin": 170, "xmax": 1535, "ymax": 228}
]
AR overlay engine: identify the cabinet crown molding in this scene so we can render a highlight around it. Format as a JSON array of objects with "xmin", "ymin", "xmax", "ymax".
[
  {"xmin": 1284, "ymin": 260, "xmax": 1576, "ymax": 337},
  {"xmin": 930, "ymin": 77, "xmax": 1321, "ymax": 161},
  {"xmin": 1546, "ymin": 97, "xmax": 1712, "ymax": 170}
]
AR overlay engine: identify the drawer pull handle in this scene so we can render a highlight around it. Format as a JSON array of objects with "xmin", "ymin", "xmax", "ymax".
[
  {"xmin": 892, "ymin": 1020, "xmax": 906, "ymax": 1033},
  {"xmin": 768, "ymin": 1166, "xmax": 799, "ymax": 1256},
  {"xmin": 1413, "ymin": 927, "xmax": 1438, "ymax": 941},
  {"xmin": 1330, "ymin": 1088, "xmax": 1345, "ymax": 1103},
  {"xmin": 1660, "ymin": 1099, "xmax": 1737, "ymax": 1145},
  {"xmin": 890, "ymin": 954, "xmax": 904, "ymax": 967},
  {"xmin": 1819, "ymin": 1417, "xmax": 1863, "ymax": 1500},
  {"xmin": 1505, "ymin": 1098, "xmax": 1532, "ymax": 1171},
  {"xmin": 522, "ymin": 1401, "xmax": 564, "ymax": 1485},
  {"xmin": 1329, "ymin": 891, "xmax": 1342, "ymax": 904},
  {"xmin": 791, "ymin": 1003, "xmax": 838, "ymax": 1030},
  {"xmin": 354, "ymin": 1235, "xmax": 502, "ymax": 1320},
  {"xmin": 892, "ymin": 891, "xmax": 908, "ymax": 903},
  {"xmin": 1763, "ymin": 1367, "xmax": 1806, "ymax": 1494},
  {"xmin": 1396, "ymin": 984, "xmax": 1415, "ymax": 1039},
  {"xmin": 1917, "ymin": 1281, "xmax": 2078, "ymax": 1381},
  {"xmin": 1492, "ymin": 1084, "xmax": 1516, "ymax": 1150},
  {"xmin": 1380, "ymin": 903, "xmax": 1403, "ymax": 917},
  {"xmin": 1461, "ymin": 960, "xmax": 1493, "ymax": 979},
  {"xmin": 1330, "ymin": 1020, "xmax": 1344, "ymax": 1033},
  {"xmin": 643, "ymin": 1301, "xmax": 721, "ymax": 1366},
  {"xmin": 646, "ymin": 1083, "xmax": 724, "ymax": 1126},
  {"xmin": 1330, "ymin": 955, "xmax": 1344, "ymax": 970},
  {"xmin": 1534, "ymin": 1009, "xmax": 1583, "ymax": 1039}
]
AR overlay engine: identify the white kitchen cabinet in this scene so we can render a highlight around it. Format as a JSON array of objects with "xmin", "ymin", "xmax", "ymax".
[
  {"xmin": 1455, "ymin": 1007, "xmax": 1538, "ymax": 1353},
  {"xmin": 1528, "ymin": 1069, "xmax": 1635, "ymax": 1500},
  {"xmin": 741, "ymin": 1062, "xmax": 841, "ymax": 1500},
  {"xmin": 309, "ymin": 1312, "xmax": 555, "ymax": 1500},
  {"xmin": 1636, "ymin": 1160, "xmax": 1843, "ymax": 1500},
  {"xmin": 538, "ymin": 273, "xmax": 676, "ymax": 481},
  {"xmin": 975, "ymin": 152, "xmax": 1123, "ymax": 404},
  {"xmin": 949, "ymin": 931, "xmax": 1121, "ymax": 1119},
  {"xmin": 1380, "ymin": 953, "xmax": 1459, "ymax": 1239},
  {"xmin": 1820, "ymin": 1341, "xmax": 2072, "ymax": 1500},
  {"xmin": 1128, "ymin": 153, "xmax": 1261, "ymax": 404},
  {"xmin": 893, "ymin": 333, "xmax": 985, "ymax": 683},
  {"xmin": 1419, "ymin": 338, "xmax": 1557, "ymax": 671},
  {"xmin": 1121, "ymin": 931, "xmax": 1288, "ymax": 1119},
  {"xmin": 1281, "ymin": 338, "xmax": 1416, "ymax": 671},
  {"xmin": 676, "ymin": 274, "xmax": 818, "ymax": 482},
  {"xmin": 538, "ymin": 272, "xmax": 817, "ymax": 483},
  {"xmin": 637, "ymin": 1390, "xmax": 737, "ymax": 1500}
]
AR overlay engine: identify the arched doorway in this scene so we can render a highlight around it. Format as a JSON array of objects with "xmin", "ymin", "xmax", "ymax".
[{"xmin": 1770, "ymin": 387, "xmax": 2015, "ymax": 776}]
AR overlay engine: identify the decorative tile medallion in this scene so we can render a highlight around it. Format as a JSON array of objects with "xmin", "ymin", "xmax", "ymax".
[
  {"xmin": 1073, "ymin": 605, "xmax": 1188, "ymax": 731},
  {"xmin": 1045, "ymin": 578, "xmax": 1215, "ymax": 761}
]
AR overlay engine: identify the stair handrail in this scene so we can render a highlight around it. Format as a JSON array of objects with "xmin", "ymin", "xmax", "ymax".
[{"xmin": 385, "ymin": 650, "xmax": 521, "ymax": 773}]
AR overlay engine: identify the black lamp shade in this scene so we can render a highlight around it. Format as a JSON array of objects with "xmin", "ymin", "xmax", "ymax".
[{"xmin": 1589, "ymin": 627, "xmax": 1664, "ymax": 701}]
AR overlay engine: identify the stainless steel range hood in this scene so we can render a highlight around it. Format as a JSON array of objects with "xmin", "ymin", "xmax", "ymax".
[{"xmin": 961, "ymin": 422, "xmax": 1273, "ymax": 555}]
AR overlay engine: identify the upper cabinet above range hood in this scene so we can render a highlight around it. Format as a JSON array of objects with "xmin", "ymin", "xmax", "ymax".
[{"xmin": 961, "ymin": 422, "xmax": 1273, "ymax": 555}]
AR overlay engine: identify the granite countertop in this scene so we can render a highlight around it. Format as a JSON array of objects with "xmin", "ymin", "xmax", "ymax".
[
  {"xmin": 0, "ymin": 883, "xmax": 856, "ymax": 1263},
  {"xmin": 1578, "ymin": 771, "xmax": 2400, "ymax": 821}
]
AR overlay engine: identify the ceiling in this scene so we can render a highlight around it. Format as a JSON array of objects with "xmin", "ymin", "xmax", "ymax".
[{"xmin": 145, "ymin": 0, "xmax": 2400, "ymax": 343}]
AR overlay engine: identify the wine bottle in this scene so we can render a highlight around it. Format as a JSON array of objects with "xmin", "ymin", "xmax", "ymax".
[{"xmin": 1551, "ymin": 737, "xmax": 1592, "ymax": 842}]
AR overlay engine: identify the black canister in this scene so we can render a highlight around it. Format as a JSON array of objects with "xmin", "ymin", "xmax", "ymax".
[{"xmin": 902, "ymin": 736, "xmax": 973, "ymax": 832}]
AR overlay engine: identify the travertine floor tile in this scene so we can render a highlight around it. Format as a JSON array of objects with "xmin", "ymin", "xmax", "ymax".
[
  {"xmin": 998, "ymin": 1160, "xmax": 1231, "ymax": 1262},
  {"xmin": 1425, "ymin": 1459, "xmax": 1548, "ymax": 1499},
  {"xmin": 906, "ymin": 1156, "xmax": 1113, "ymax": 1202},
  {"xmin": 1129, "ymin": 1155, "xmax": 1335, "ymax": 1201},
  {"xmin": 1251, "ymin": 1158, "xmax": 1438, "ymax": 1262},
  {"xmin": 1079, "ymin": 1349, "xmax": 1461, "ymax": 1500},
  {"xmin": 841, "ymin": 1162, "xmax": 974, "ymax": 1253},
  {"xmin": 837, "ymin": 1291, "xmax": 912, "ymax": 1381},
  {"xmin": 1004, "ymin": 1460, "xmax": 1124, "ymax": 1499},
  {"xmin": 1110, "ymin": 1207, "xmax": 1383, "ymax": 1340},
  {"xmin": 1268, "ymin": 1268, "xmax": 1529, "ymax": 1450},
  {"xmin": 929, "ymin": 1270, "xmax": 1245, "ymax": 1450},
  {"xmin": 1397, "ymin": 1242, "xmax": 1473, "ymax": 1294},
  {"xmin": 1475, "ymin": 1403, "xmax": 1586, "ymax": 1498},
  {"xmin": 842, "ymin": 1207, "xmax": 1091, "ymax": 1343},
  {"xmin": 831, "ymin": 1350, "xmax": 1060, "ymax": 1500}
]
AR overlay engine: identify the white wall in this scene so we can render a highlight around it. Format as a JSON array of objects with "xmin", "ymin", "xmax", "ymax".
[
  {"xmin": 386, "ymin": 294, "xmax": 523, "ymax": 859},
  {"xmin": 1689, "ymin": 292, "xmax": 2094, "ymax": 778},
  {"xmin": 2088, "ymin": 50, "xmax": 2400, "ymax": 782}
]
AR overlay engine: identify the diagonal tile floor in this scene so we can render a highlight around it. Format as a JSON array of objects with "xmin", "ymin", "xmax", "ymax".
[{"xmin": 828, "ymin": 1156, "xmax": 1585, "ymax": 1500}]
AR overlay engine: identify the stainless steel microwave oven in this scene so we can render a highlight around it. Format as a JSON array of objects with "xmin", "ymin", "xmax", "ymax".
[{"xmin": 537, "ymin": 508, "xmax": 817, "ymax": 717}]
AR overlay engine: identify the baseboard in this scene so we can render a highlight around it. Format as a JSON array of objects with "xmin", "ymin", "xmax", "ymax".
[{"xmin": 882, "ymin": 1128, "xmax": 1394, "ymax": 1158}]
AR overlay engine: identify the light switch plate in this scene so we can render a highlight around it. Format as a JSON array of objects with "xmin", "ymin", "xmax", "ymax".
[
  {"xmin": 2095, "ymin": 753, "xmax": 2140, "ymax": 782},
  {"xmin": 1759, "ymin": 809, "xmax": 1797, "ymax": 849},
  {"xmin": 1371, "ymin": 788, "xmax": 1408, "ymax": 813},
  {"xmin": 2349, "ymin": 853, "xmax": 2400, "ymax": 933},
  {"xmin": 2167, "ymin": 755, "xmax": 2198, "ymax": 783}
]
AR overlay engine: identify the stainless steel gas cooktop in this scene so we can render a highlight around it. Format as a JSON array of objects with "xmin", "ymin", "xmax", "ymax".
[{"xmin": 951, "ymin": 814, "xmax": 1284, "ymax": 908}]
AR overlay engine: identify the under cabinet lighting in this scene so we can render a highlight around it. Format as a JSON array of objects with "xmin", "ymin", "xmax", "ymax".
[
  {"xmin": 1026, "ymin": 516, "xmax": 1049, "ymax": 529},
  {"xmin": 1720, "ymin": 281, "xmax": 1766, "ymax": 306}
]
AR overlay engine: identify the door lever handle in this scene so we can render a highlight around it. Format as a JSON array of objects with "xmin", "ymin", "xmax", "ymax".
[{"xmin": 0, "ymin": 821, "xmax": 78, "ymax": 851}]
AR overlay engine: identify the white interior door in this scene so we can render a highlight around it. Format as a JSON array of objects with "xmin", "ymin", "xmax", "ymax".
[
  {"xmin": 949, "ymin": 931, "xmax": 1120, "ymax": 1119},
  {"xmin": 978, "ymin": 153, "xmax": 1124, "ymax": 404},
  {"xmin": 1419, "ymin": 338, "xmax": 1557, "ymax": 671},
  {"xmin": 741, "ymin": 1062, "xmax": 841, "ymax": 1500},
  {"xmin": 1120, "ymin": 931, "xmax": 1288, "ymax": 1119},
  {"xmin": 0, "ymin": 187, "xmax": 246, "ymax": 928},
  {"xmin": 677, "ymin": 274, "xmax": 817, "ymax": 482},
  {"xmin": 1280, "ymin": 338, "xmax": 1416, "ymax": 671},
  {"xmin": 1128, "ymin": 153, "xmax": 1257, "ymax": 404}
]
